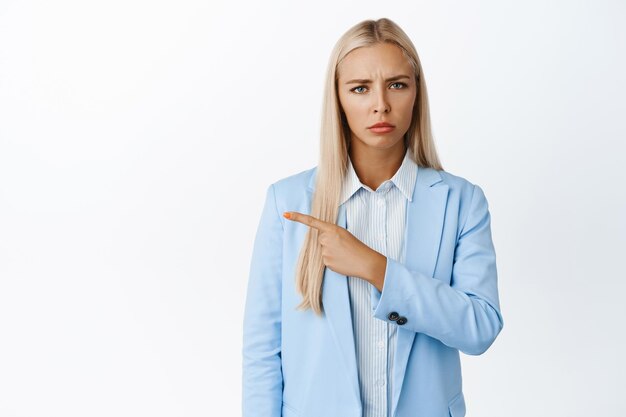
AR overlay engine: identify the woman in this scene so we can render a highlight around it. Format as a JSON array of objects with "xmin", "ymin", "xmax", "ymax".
[{"xmin": 242, "ymin": 18, "xmax": 504, "ymax": 417}]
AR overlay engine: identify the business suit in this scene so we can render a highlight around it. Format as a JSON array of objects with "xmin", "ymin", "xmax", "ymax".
[{"xmin": 242, "ymin": 163, "xmax": 504, "ymax": 417}]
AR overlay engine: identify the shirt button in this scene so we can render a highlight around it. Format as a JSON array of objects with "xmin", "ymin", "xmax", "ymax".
[
  {"xmin": 377, "ymin": 199, "xmax": 384, "ymax": 206},
  {"xmin": 377, "ymin": 340, "xmax": 385, "ymax": 349},
  {"xmin": 377, "ymin": 378, "xmax": 386, "ymax": 387}
]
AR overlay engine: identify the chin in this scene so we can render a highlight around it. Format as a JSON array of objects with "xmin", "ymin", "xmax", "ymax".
[{"xmin": 367, "ymin": 136, "xmax": 404, "ymax": 148}]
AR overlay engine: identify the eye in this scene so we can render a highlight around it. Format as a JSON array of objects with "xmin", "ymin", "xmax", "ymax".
[
  {"xmin": 390, "ymin": 82, "xmax": 408, "ymax": 89},
  {"xmin": 350, "ymin": 86, "xmax": 367, "ymax": 94},
  {"xmin": 349, "ymin": 82, "xmax": 408, "ymax": 94}
]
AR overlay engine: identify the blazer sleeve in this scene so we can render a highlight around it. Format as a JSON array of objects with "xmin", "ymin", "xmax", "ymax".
[
  {"xmin": 242, "ymin": 183, "xmax": 283, "ymax": 417},
  {"xmin": 371, "ymin": 184, "xmax": 504, "ymax": 355}
]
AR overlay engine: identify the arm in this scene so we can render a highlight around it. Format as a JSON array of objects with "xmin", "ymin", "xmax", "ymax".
[
  {"xmin": 242, "ymin": 184, "xmax": 283, "ymax": 417},
  {"xmin": 371, "ymin": 184, "xmax": 504, "ymax": 355}
]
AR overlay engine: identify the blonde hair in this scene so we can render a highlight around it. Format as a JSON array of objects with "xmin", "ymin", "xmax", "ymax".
[{"xmin": 295, "ymin": 18, "xmax": 444, "ymax": 315}]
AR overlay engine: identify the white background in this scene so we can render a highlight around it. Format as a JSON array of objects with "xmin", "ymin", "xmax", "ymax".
[{"xmin": 1, "ymin": 1, "xmax": 625, "ymax": 416}]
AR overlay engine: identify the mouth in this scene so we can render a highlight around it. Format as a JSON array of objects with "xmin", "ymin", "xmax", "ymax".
[
  {"xmin": 370, "ymin": 126, "xmax": 395, "ymax": 133},
  {"xmin": 369, "ymin": 123, "xmax": 396, "ymax": 134},
  {"xmin": 369, "ymin": 122, "xmax": 395, "ymax": 129}
]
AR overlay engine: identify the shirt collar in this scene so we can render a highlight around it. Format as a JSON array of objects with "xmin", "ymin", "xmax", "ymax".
[{"xmin": 339, "ymin": 148, "xmax": 418, "ymax": 206}]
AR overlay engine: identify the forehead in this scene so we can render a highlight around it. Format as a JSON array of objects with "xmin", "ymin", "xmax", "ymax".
[{"xmin": 337, "ymin": 43, "xmax": 413, "ymax": 79}]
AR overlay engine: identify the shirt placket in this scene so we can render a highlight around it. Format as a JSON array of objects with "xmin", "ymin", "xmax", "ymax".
[{"xmin": 372, "ymin": 185, "xmax": 390, "ymax": 417}]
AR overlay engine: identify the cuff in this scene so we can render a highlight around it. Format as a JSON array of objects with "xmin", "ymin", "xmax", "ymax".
[
  {"xmin": 370, "ymin": 256, "xmax": 391, "ymax": 313},
  {"xmin": 372, "ymin": 257, "xmax": 409, "ymax": 323}
]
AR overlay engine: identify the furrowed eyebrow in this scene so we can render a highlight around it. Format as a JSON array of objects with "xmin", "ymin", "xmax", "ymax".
[{"xmin": 345, "ymin": 74, "xmax": 411, "ymax": 84}]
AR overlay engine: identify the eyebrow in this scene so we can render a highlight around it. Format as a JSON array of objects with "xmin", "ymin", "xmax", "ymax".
[{"xmin": 344, "ymin": 74, "xmax": 412, "ymax": 84}]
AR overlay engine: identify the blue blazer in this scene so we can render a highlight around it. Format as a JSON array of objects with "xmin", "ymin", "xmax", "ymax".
[{"xmin": 242, "ymin": 164, "xmax": 504, "ymax": 417}]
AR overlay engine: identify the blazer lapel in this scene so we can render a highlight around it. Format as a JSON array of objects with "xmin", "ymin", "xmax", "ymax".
[{"xmin": 306, "ymin": 165, "xmax": 450, "ymax": 415}]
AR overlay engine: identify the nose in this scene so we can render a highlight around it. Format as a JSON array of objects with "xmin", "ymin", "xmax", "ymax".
[{"xmin": 373, "ymin": 88, "xmax": 390, "ymax": 113}]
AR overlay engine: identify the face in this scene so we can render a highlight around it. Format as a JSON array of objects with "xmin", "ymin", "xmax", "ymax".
[{"xmin": 337, "ymin": 42, "xmax": 417, "ymax": 151}]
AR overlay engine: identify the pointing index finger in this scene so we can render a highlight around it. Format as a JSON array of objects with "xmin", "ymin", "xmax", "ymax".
[{"xmin": 283, "ymin": 211, "xmax": 332, "ymax": 232}]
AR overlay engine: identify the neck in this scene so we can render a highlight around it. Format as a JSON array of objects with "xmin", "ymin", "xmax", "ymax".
[{"xmin": 348, "ymin": 141, "xmax": 406, "ymax": 191}]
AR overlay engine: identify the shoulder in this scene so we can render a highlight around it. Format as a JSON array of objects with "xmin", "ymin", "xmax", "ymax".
[
  {"xmin": 437, "ymin": 168, "xmax": 477, "ymax": 192},
  {"xmin": 421, "ymin": 166, "xmax": 482, "ymax": 194},
  {"xmin": 262, "ymin": 166, "xmax": 317, "ymax": 207},
  {"xmin": 272, "ymin": 166, "xmax": 316, "ymax": 192},
  {"xmin": 427, "ymin": 167, "xmax": 490, "ymax": 213},
  {"xmin": 434, "ymin": 168, "xmax": 492, "ymax": 230}
]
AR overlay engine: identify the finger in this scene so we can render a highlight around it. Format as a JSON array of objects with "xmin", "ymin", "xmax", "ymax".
[{"xmin": 283, "ymin": 211, "xmax": 332, "ymax": 232}]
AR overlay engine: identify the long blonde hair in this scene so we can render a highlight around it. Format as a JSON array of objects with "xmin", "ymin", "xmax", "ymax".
[{"xmin": 295, "ymin": 18, "xmax": 444, "ymax": 315}]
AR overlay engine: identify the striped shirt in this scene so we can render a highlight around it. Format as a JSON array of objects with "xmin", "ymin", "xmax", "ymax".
[{"xmin": 340, "ymin": 148, "xmax": 418, "ymax": 417}]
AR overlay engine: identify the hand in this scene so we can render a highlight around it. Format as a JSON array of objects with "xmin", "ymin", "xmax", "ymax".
[{"xmin": 283, "ymin": 211, "xmax": 387, "ymax": 289}]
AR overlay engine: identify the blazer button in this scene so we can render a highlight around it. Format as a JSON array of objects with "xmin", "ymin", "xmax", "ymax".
[
  {"xmin": 387, "ymin": 312, "xmax": 399, "ymax": 321},
  {"xmin": 396, "ymin": 316, "xmax": 407, "ymax": 325}
]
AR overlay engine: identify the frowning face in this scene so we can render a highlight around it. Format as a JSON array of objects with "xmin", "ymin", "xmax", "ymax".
[{"xmin": 337, "ymin": 42, "xmax": 417, "ymax": 151}]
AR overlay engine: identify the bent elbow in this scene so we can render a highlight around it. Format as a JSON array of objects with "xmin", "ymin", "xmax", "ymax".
[{"xmin": 461, "ymin": 313, "xmax": 504, "ymax": 356}]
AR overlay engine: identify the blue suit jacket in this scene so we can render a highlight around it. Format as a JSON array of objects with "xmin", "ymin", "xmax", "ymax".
[{"xmin": 242, "ymin": 165, "xmax": 504, "ymax": 417}]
